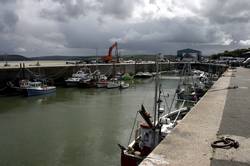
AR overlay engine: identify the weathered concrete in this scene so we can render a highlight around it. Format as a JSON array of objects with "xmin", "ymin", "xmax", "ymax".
[
  {"xmin": 140, "ymin": 67, "xmax": 250, "ymax": 166},
  {"xmin": 212, "ymin": 67, "xmax": 250, "ymax": 166}
]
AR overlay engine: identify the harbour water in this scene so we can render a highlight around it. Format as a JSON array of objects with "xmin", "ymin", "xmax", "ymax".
[{"xmin": 0, "ymin": 78, "xmax": 179, "ymax": 166}]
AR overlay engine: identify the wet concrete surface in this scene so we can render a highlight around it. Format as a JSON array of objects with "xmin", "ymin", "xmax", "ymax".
[
  {"xmin": 212, "ymin": 67, "xmax": 250, "ymax": 166},
  {"xmin": 218, "ymin": 68, "xmax": 250, "ymax": 137},
  {"xmin": 140, "ymin": 67, "xmax": 250, "ymax": 166}
]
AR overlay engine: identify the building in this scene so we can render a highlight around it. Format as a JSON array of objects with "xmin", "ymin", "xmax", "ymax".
[{"xmin": 177, "ymin": 48, "xmax": 202, "ymax": 61}]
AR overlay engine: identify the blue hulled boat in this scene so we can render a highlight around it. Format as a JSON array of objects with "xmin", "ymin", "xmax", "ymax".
[{"xmin": 19, "ymin": 81, "xmax": 56, "ymax": 97}]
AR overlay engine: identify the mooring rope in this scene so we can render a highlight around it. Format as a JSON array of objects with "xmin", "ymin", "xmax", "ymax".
[
  {"xmin": 45, "ymin": 67, "xmax": 68, "ymax": 79},
  {"xmin": 25, "ymin": 68, "xmax": 40, "ymax": 78},
  {"xmin": 173, "ymin": 100, "xmax": 186, "ymax": 124},
  {"xmin": 211, "ymin": 137, "xmax": 239, "ymax": 149},
  {"xmin": 24, "ymin": 67, "xmax": 68, "ymax": 80}
]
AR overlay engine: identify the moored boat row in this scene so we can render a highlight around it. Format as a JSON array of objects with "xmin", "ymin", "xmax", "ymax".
[
  {"xmin": 118, "ymin": 62, "xmax": 217, "ymax": 166},
  {"xmin": 64, "ymin": 68, "xmax": 131, "ymax": 89}
]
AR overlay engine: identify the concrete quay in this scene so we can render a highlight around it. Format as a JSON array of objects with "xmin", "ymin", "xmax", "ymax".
[
  {"xmin": 140, "ymin": 67, "xmax": 250, "ymax": 166},
  {"xmin": 0, "ymin": 62, "xmax": 226, "ymax": 87}
]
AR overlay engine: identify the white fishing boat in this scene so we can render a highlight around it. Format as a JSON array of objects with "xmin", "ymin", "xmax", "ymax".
[
  {"xmin": 96, "ymin": 75, "xmax": 108, "ymax": 88},
  {"xmin": 119, "ymin": 81, "xmax": 130, "ymax": 89},
  {"xmin": 65, "ymin": 68, "xmax": 90, "ymax": 87},
  {"xmin": 176, "ymin": 85, "xmax": 197, "ymax": 101},
  {"xmin": 107, "ymin": 78, "xmax": 120, "ymax": 89},
  {"xmin": 65, "ymin": 77, "xmax": 82, "ymax": 87},
  {"xmin": 176, "ymin": 63, "xmax": 205, "ymax": 102}
]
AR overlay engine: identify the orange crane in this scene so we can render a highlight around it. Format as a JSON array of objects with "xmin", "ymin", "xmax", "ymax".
[{"xmin": 102, "ymin": 42, "xmax": 118, "ymax": 63}]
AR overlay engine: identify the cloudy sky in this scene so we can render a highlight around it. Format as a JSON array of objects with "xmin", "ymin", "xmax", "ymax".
[{"xmin": 0, "ymin": 0, "xmax": 250, "ymax": 57}]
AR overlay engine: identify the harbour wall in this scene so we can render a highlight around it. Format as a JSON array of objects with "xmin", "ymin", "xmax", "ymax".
[{"xmin": 0, "ymin": 62, "xmax": 227, "ymax": 87}]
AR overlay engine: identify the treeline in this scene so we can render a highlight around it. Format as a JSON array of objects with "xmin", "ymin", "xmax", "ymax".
[
  {"xmin": 210, "ymin": 48, "xmax": 250, "ymax": 59},
  {"xmin": 0, "ymin": 55, "xmax": 29, "ymax": 61},
  {"xmin": 0, "ymin": 54, "xmax": 175, "ymax": 61}
]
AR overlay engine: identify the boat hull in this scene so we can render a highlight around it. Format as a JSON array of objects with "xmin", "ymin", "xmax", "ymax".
[
  {"xmin": 78, "ymin": 80, "xmax": 96, "ymax": 88},
  {"xmin": 65, "ymin": 77, "xmax": 81, "ymax": 87},
  {"xmin": 121, "ymin": 152, "xmax": 142, "ymax": 166},
  {"xmin": 120, "ymin": 84, "xmax": 129, "ymax": 89},
  {"xmin": 26, "ymin": 87, "xmax": 56, "ymax": 96},
  {"xmin": 96, "ymin": 82, "xmax": 108, "ymax": 88},
  {"xmin": 107, "ymin": 83, "xmax": 119, "ymax": 89},
  {"xmin": 65, "ymin": 81, "xmax": 79, "ymax": 87},
  {"xmin": 134, "ymin": 72, "xmax": 153, "ymax": 79}
]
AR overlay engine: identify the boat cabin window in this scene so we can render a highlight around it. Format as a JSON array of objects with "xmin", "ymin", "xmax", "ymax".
[{"xmin": 30, "ymin": 82, "xmax": 42, "ymax": 87}]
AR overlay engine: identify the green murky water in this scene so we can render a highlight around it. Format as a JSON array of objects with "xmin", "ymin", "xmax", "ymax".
[{"xmin": 0, "ymin": 78, "xmax": 179, "ymax": 166}]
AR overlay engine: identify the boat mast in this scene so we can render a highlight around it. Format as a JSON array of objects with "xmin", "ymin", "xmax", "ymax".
[
  {"xmin": 95, "ymin": 48, "xmax": 98, "ymax": 71},
  {"xmin": 115, "ymin": 43, "xmax": 119, "ymax": 63},
  {"xmin": 153, "ymin": 54, "xmax": 160, "ymax": 127}
]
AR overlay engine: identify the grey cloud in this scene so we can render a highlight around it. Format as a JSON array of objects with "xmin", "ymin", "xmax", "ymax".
[
  {"xmin": 60, "ymin": 19, "xmax": 112, "ymax": 50},
  {"xmin": 0, "ymin": 10, "xmax": 19, "ymax": 32},
  {"xmin": 197, "ymin": 0, "xmax": 250, "ymax": 46},
  {"xmin": 0, "ymin": 0, "xmax": 16, "ymax": 4},
  {"xmin": 58, "ymin": 15, "xmax": 234, "ymax": 56},
  {"xmin": 3, "ymin": 10, "xmax": 19, "ymax": 30},
  {"xmin": 201, "ymin": 0, "xmax": 250, "ymax": 24},
  {"xmin": 39, "ymin": 0, "xmax": 140, "ymax": 22},
  {"xmin": 114, "ymin": 17, "xmax": 231, "ymax": 46},
  {"xmin": 0, "ymin": 0, "xmax": 250, "ymax": 56},
  {"xmin": 97, "ymin": 0, "xmax": 139, "ymax": 19},
  {"xmin": 40, "ymin": 0, "xmax": 86, "ymax": 22}
]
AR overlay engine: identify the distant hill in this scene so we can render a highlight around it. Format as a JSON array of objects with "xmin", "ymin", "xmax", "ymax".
[
  {"xmin": 210, "ymin": 48, "xmax": 250, "ymax": 59},
  {"xmin": 0, "ymin": 54, "xmax": 29, "ymax": 61},
  {"xmin": 31, "ymin": 54, "xmax": 169, "ymax": 61},
  {"xmin": 0, "ymin": 54, "xmax": 177, "ymax": 61},
  {"xmin": 30, "ymin": 55, "xmax": 86, "ymax": 61},
  {"xmin": 0, "ymin": 54, "xmax": 86, "ymax": 61}
]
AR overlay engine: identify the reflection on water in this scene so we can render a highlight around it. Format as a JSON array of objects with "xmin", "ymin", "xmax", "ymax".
[{"xmin": 0, "ymin": 78, "xmax": 180, "ymax": 166}]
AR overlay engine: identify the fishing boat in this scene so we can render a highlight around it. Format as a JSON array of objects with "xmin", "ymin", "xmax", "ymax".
[
  {"xmin": 119, "ymin": 61, "xmax": 190, "ymax": 166},
  {"xmin": 65, "ymin": 68, "xmax": 91, "ymax": 87},
  {"xmin": 96, "ymin": 75, "xmax": 108, "ymax": 88},
  {"xmin": 20, "ymin": 80, "xmax": 56, "ymax": 97},
  {"xmin": 176, "ymin": 63, "xmax": 205, "ymax": 102},
  {"xmin": 78, "ymin": 70, "xmax": 106, "ymax": 88},
  {"xmin": 119, "ymin": 81, "xmax": 130, "ymax": 89},
  {"xmin": 176, "ymin": 84, "xmax": 197, "ymax": 101},
  {"xmin": 65, "ymin": 77, "xmax": 83, "ymax": 87},
  {"xmin": 78, "ymin": 76, "xmax": 96, "ymax": 88},
  {"xmin": 107, "ymin": 78, "xmax": 120, "ymax": 89}
]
